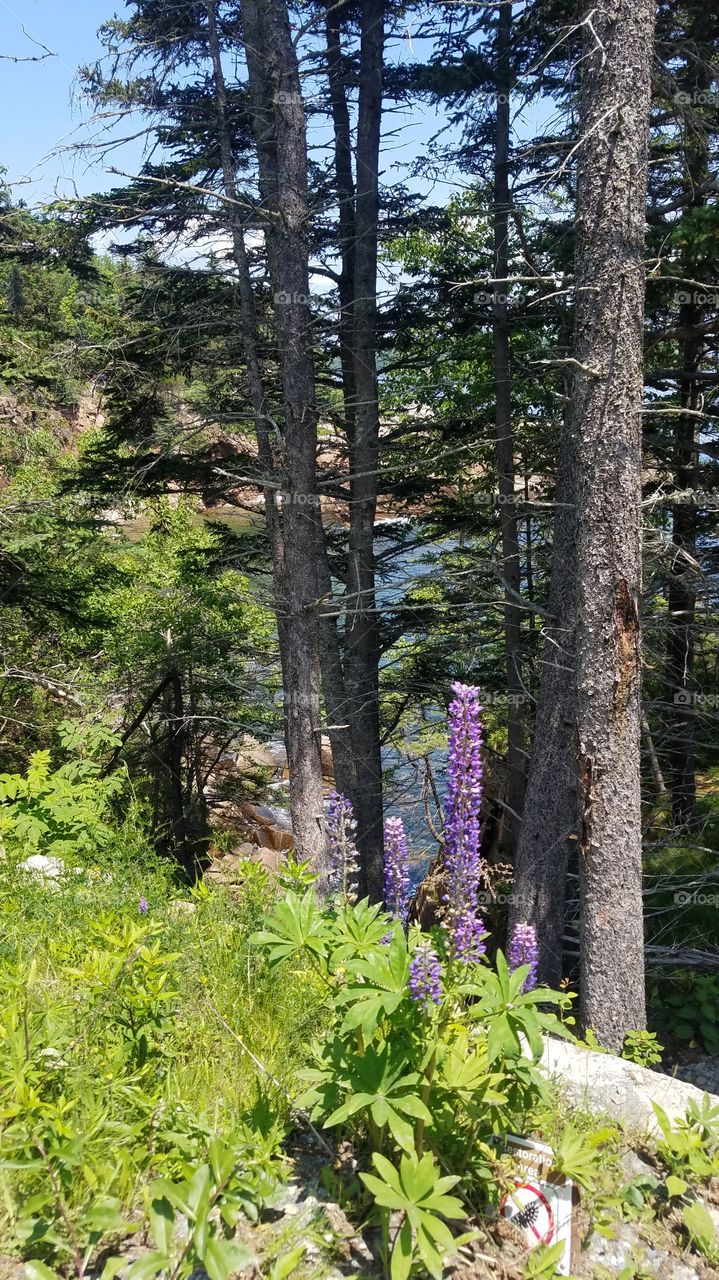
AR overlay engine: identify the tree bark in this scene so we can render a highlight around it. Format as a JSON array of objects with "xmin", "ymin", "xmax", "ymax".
[
  {"xmin": 207, "ymin": 0, "xmax": 355, "ymax": 822},
  {"xmin": 492, "ymin": 0, "xmax": 525, "ymax": 850},
  {"xmin": 239, "ymin": 0, "xmax": 327, "ymax": 870},
  {"xmin": 344, "ymin": 0, "xmax": 385, "ymax": 901},
  {"xmin": 574, "ymin": 0, "xmax": 655, "ymax": 1049},
  {"xmin": 302, "ymin": 1, "xmax": 361, "ymax": 810}
]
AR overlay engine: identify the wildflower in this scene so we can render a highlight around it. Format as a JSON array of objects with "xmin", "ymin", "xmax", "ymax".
[
  {"xmin": 443, "ymin": 682, "xmax": 485, "ymax": 954},
  {"xmin": 408, "ymin": 941, "xmax": 443, "ymax": 1009},
  {"xmin": 327, "ymin": 791, "xmax": 360, "ymax": 902},
  {"xmin": 508, "ymin": 922, "xmax": 539, "ymax": 992},
  {"xmin": 453, "ymin": 910, "xmax": 487, "ymax": 964},
  {"xmin": 383, "ymin": 816, "xmax": 411, "ymax": 926},
  {"xmin": 138, "ymin": 896, "xmax": 149, "ymax": 914}
]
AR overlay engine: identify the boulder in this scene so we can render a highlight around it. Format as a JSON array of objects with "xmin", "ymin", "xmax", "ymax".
[
  {"xmin": 540, "ymin": 1036, "xmax": 719, "ymax": 1136},
  {"xmin": 18, "ymin": 853, "xmax": 66, "ymax": 880},
  {"xmin": 251, "ymin": 847, "xmax": 287, "ymax": 875}
]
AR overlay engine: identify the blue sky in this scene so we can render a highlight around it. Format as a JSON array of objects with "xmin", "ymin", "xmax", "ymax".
[
  {"xmin": 1, "ymin": 3, "xmax": 538, "ymax": 228},
  {"xmin": 0, "ymin": 2, "xmax": 461, "ymax": 215},
  {"xmin": 0, "ymin": 0, "xmax": 136, "ymax": 206}
]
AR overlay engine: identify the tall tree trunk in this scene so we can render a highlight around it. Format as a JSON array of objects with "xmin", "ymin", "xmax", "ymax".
[
  {"xmin": 300, "ymin": 0, "xmax": 361, "ymax": 809},
  {"xmin": 207, "ymin": 0, "xmax": 354, "ymax": 814},
  {"xmin": 492, "ymin": 0, "xmax": 525, "ymax": 850},
  {"xmin": 508, "ymin": 400, "xmax": 579, "ymax": 986},
  {"xmin": 239, "ymin": 0, "xmax": 327, "ymax": 870},
  {"xmin": 574, "ymin": 0, "xmax": 655, "ymax": 1049},
  {"xmin": 345, "ymin": 0, "xmax": 385, "ymax": 900}
]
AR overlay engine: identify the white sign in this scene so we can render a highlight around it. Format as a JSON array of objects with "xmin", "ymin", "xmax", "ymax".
[{"xmin": 500, "ymin": 1135, "xmax": 575, "ymax": 1276}]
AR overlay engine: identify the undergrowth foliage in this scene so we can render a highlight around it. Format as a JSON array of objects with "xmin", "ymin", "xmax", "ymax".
[
  {"xmin": 0, "ymin": 801, "xmax": 319, "ymax": 1280},
  {"xmin": 251, "ymin": 889, "xmax": 573, "ymax": 1279},
  {"xmin": 3, "ymin": 708, "xmax": 719, "ymax": 1280}
]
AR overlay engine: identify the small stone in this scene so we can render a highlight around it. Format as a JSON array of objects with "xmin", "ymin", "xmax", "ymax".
[
  {"xmin": 585, "ymin": 1223, "xmax": 636, "ymax": 1272},
  {"xmin": 621, "ymin": 1148, "xmax": 657, "ymax": 1182},
  {"xmin": 167, "ymin": 900, "xmax": 197, "ymax": 917},
  {"xmin": 233, "ymin": 842, "xmax": 255, "ymax": 858}
]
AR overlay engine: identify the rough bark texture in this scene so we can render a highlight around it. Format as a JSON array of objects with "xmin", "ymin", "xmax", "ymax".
[
  {"xmin": 311, "ymin": 3, "xmax": 361, "ymax": 810},
  {"xmin": 345, "ymin": 0, "xmax": 385, "ymax": 900},
  {"xmin": 574, "ymin": 0, "xmax": 655, "ymax": 1049},
  {"xmin": 240, "ymin": 0, "xmax": 327, "ymax": 871},
  {"xmin": 492, "ymin": 0, "xmax": 526, "ymax": 850}
]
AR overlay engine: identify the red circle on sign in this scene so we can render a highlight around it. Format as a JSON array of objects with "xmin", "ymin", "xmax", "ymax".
[{"xmin": 500, "ymin": 1182, "xmax": 555, "ymax": 1245}]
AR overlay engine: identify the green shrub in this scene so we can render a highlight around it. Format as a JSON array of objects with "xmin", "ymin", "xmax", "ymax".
[
  {"xmin": 252, "ymin": 888, "xmax": 574, "ymax": 1278},
  {"xmin": 0, "ymin": 836, "xmax": 322, "ymax": 1276}
]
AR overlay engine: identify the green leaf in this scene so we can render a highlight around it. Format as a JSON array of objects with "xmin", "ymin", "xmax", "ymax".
[
  {"xmin": 415, "ymin": 1222, "xmax": 445, "ymax": 1279},
  {"xmin": 487, "ymin": 1012, "xmax": 520, "ymax": 1063},
  {"xmin": 148, "ymin": 1197, "xmax": 174, "ymax": 1254},
  {"xmin": 125, "ymin": 1251, "xmax": 170, "ymax": 1280},
  {"xmin": 24, "ymin": 1263, "xmax": 60, "ymax": 1280},
  {"xmin": 82, "ymin": 1200, "xmax": 130, "ymax": 1233},
  {"xmin": 202, "ymin": 1237, "xmax": 254, "ymax": 1280},
  {"xmin": 99, "ymin": 1259, "xmax": 127, "ymax": 1280},
  {"xmin": 269, "ymin": 1247, "xmax": 305, "ymax": 1280},
  {"xmin": 149, "ymin": 1176, "xmax": 194, "ymax": 1218},
  {"xmin": 391, "ymin": 1218, "xmax": 413, "ymax": 1280},
  {"xmin": 383, "ymin": 1106, "xmax": 415, "ymax": 1154},
  {"xmin": 666, "ymin": 1175, "xmax": 688, "ymax": 1199},
  {"xmin": 683, "ymin": 1201, "xmax": 717, "ymax": 1257},
  {"xmin": 186, "ymin": 1163, "xmax": 212, "ymax": 1220},
  {"xmin": 250, "ymin": 891, "xmax": 328, "ymax": 968},
  {"xmin": 394, "ymin": 1093, "xmax": 433, "ymax": 1122},
  {"xmin": 360, "ymin": 1171, "xmax": 405, "ymax": 1210}
]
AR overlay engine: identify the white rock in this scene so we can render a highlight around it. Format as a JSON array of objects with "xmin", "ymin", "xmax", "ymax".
[
  {"xmin": 540, "ymin": 1035, "xmax": 719, "ymax": 1137},
  {"xmin": 167, "ymin": 900, "xmax": 197, "ymax": 917},
  {"xmin": 18, "ymin": 854, "xmax": 66, "ymax": 880}
]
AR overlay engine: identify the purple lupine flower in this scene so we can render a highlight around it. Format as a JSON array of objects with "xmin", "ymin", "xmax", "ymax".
[
  {"xmin": 443, "ymin": 683, "xmax": 484, "ymax": 954},
  {"xmin": 327, "ymin": 791, "xmax": 360, "ymax": 902},
  {"xmin": 453, "ymin": 910, "xmax": 487, "ymax": 964},
  {"xmin": 508, "ymin": 922, "xmax": 538, "ymax": 992},
  {"xmin": 383, "ymin": 816, "xmax": 411, "ymax": 926},
  {"xmin": 409, "ymin": 942, "xmax": 443, "ymax": 1009},
  {"xmin": 138, "ymin": 896, "xmax": 149, "ymax": 914}
]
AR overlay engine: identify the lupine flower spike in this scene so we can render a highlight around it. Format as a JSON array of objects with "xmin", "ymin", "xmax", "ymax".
[
  {"xmin": 443, "ymin": 682, "xmax": 485, "ymax": 959},
  {"xmin": 327, "ymin": 791, "xmax": 360, "ymax": 903},
  {"xmin": 453, "ymin": 909, "xmax": 487, "ymax": 964},
  {"xmin": 508, "ymin": 922, "xmax": 539, "ymax": 992},
  {"xmin": 408, "ymin": 942, "xmax": 443, "ymax": 1009},
  {"xmin": 138, "ymin": 896, "xmax": 149, "ymax": 914},
  {"xmin": 383, "ymin": 816, "xmax": 411, "ymax": 927}
]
